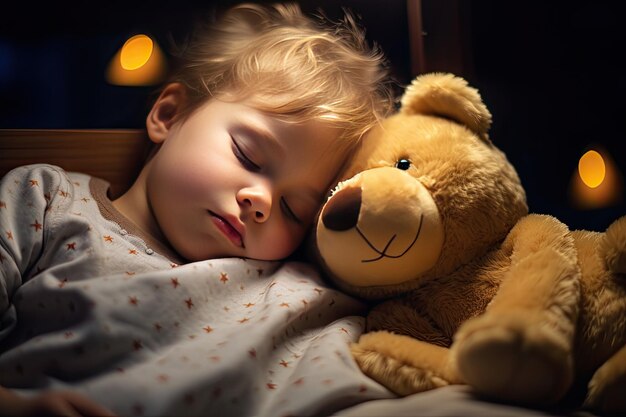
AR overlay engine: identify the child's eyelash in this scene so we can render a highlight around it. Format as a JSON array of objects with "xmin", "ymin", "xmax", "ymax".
[
  {"xmin": 280, "ymin": 197, "xmax": 302, "ymax": 225},
  {"xmin": 231, "ymin": 137, "xmax": 261, "ymax": 171}
]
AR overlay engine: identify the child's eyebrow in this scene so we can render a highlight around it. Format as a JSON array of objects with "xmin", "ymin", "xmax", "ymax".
[{"xmin": 239, "ymin": 125, "xmax": 285, "ymax": 157}]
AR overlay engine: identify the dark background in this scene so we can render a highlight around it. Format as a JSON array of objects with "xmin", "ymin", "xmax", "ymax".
[{"xmin": 1, "ymin": 0, "xmax": 624, "ymax": 231}]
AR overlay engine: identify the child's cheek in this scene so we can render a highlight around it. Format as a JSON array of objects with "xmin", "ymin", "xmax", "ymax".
[
  {"xmin": 262, "ymin": 224, "xmax": 304, "ymax": 260},
  {"xmin": 163, "ymin": 147, "xmax": 223, "ymax": 197}
]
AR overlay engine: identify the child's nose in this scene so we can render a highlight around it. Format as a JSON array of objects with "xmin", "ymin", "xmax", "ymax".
[{"xmin": 237, "ymin": 184, "xmax": 272, "ymax": 223}]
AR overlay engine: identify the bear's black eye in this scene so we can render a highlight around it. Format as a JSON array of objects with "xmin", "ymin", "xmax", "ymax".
[{"xmin": 395, "ymin": 159, "xmax": 411, "ymax": 170}]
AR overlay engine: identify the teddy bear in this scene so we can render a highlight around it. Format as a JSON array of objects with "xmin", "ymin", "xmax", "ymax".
[{"xmin": 312, "ymin": 72, "xmax": 626, "ymax": 413}]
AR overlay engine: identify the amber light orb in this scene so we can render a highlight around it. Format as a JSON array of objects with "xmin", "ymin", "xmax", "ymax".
[
  {"xmin": 570, "ymin": 146, "xmax": 623, "ymax": 209},
  {"xmin": 106, "ymin": 34, "xmax": 167, "ymax": 86}
]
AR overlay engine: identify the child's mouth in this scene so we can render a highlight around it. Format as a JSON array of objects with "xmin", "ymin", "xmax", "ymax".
[{"xmin": 208, "ymin": 211, "xmax": 244, "ymax": 248}]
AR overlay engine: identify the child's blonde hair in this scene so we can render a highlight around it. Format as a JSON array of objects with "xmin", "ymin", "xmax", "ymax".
[{"xmin": 167, "ymin": 2, "xmax": 394, "ymax": 144}]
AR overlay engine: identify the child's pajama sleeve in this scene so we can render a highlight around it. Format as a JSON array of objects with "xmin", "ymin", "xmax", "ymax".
[{"xmin": 0, "ymin": 164, "xmax": 65, "ymax": 340}]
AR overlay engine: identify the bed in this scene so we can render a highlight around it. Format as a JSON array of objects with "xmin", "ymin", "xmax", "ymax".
[{"xmin": 0, "ymin": 129, "xmax": 600, "ymax": 416}]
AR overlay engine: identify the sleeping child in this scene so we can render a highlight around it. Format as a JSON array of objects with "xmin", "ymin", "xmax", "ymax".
[{"xmin": 0, "ymin": 3, "xmax": 395, "ymax": 415}]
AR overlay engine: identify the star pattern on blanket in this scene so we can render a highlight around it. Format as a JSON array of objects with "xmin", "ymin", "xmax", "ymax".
[
  {"xmin": 2, "ymin": 260, "xmax": 375, "ymax": 417},
  {"xmin": 30, "ymin": 220, "xmax": 42, "ymax": 231}
]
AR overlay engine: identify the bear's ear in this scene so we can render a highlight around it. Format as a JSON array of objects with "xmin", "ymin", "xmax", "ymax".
[{"xmin": 401, "ymin": 72, "xmax": 492, "ymax": 140}]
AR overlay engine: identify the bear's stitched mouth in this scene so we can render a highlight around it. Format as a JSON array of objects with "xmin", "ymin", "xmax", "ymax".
[{"xmin": 358, "ymin": 213, "xmax": 423, "ymax": 262}]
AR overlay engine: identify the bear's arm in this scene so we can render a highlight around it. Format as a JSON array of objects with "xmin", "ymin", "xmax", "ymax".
[
  {"xmin": 492, "ymin": 213, "xmax": 581, "ymax": 326},
  {"xmin": 450, "ymin": 214, "xmax": 582, "ymax": 404}
]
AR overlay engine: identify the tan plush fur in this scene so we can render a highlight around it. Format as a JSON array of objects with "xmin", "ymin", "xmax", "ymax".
[{"xmin": 312, "ymin": 73, "xmax": 626, "ymax": 413}]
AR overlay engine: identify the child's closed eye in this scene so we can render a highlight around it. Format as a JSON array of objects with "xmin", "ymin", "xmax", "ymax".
[
  {"xmin": 280, "ymin": 197, "xmax": 303, "ymax": 225},
  {"xmin": 231, "ymin": 136, "xmax": 261, "ymax": 172}
]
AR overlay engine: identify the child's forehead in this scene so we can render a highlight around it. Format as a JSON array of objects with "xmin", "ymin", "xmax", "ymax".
[
  {"xmin": 217, "ymin": 86, "xmax": 345, "ymax": 125},
  {"xmin": 224, "ymin": 97, "xmax": 342, "ymax": 138},
  {"xmin": 256, "ymin": 113, "xmax": 343, "ymax": 154},
  {"xmin": 193, "ymin": 96, "xmax": 349, "ymax": 164},
  {"xmin": 198, "ymin": 92, "xmax": 323, "ymax": 120}
]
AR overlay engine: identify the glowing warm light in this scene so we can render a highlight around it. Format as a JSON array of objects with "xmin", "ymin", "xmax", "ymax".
[
  {"xmin": 578, "ymin": 150, "xmax": 605, "ymax": 188},
  {"xmin": 570, "ymin": 146, "xmax": 623, "ymax": 209},
  {"xmin": 106, "ymin": 34, "xmax": 167, "ymax": 86},
  {"xmin": 120, "ymin": 35, "xmax": 153, "ymax": 70}
]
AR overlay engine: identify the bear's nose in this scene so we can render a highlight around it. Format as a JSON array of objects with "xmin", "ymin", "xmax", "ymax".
[{"xmin": 321, "ymin": 186, "xmax": 362, "ymax": 231}]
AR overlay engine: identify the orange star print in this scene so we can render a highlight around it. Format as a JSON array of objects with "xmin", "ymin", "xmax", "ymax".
[{"xmin": 30, "ymin": 220, "xmax": 42, "ymax": 231}]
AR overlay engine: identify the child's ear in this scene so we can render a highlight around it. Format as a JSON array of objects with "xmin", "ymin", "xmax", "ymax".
[{"xmin": 146, "ymin": 83, "xmax": 188, "ymax": 143}]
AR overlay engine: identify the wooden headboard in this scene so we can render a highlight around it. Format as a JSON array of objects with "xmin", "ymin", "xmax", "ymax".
[{"xmin": 0, "ymin": 129, "xmax": 151, "ymax": 199}]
